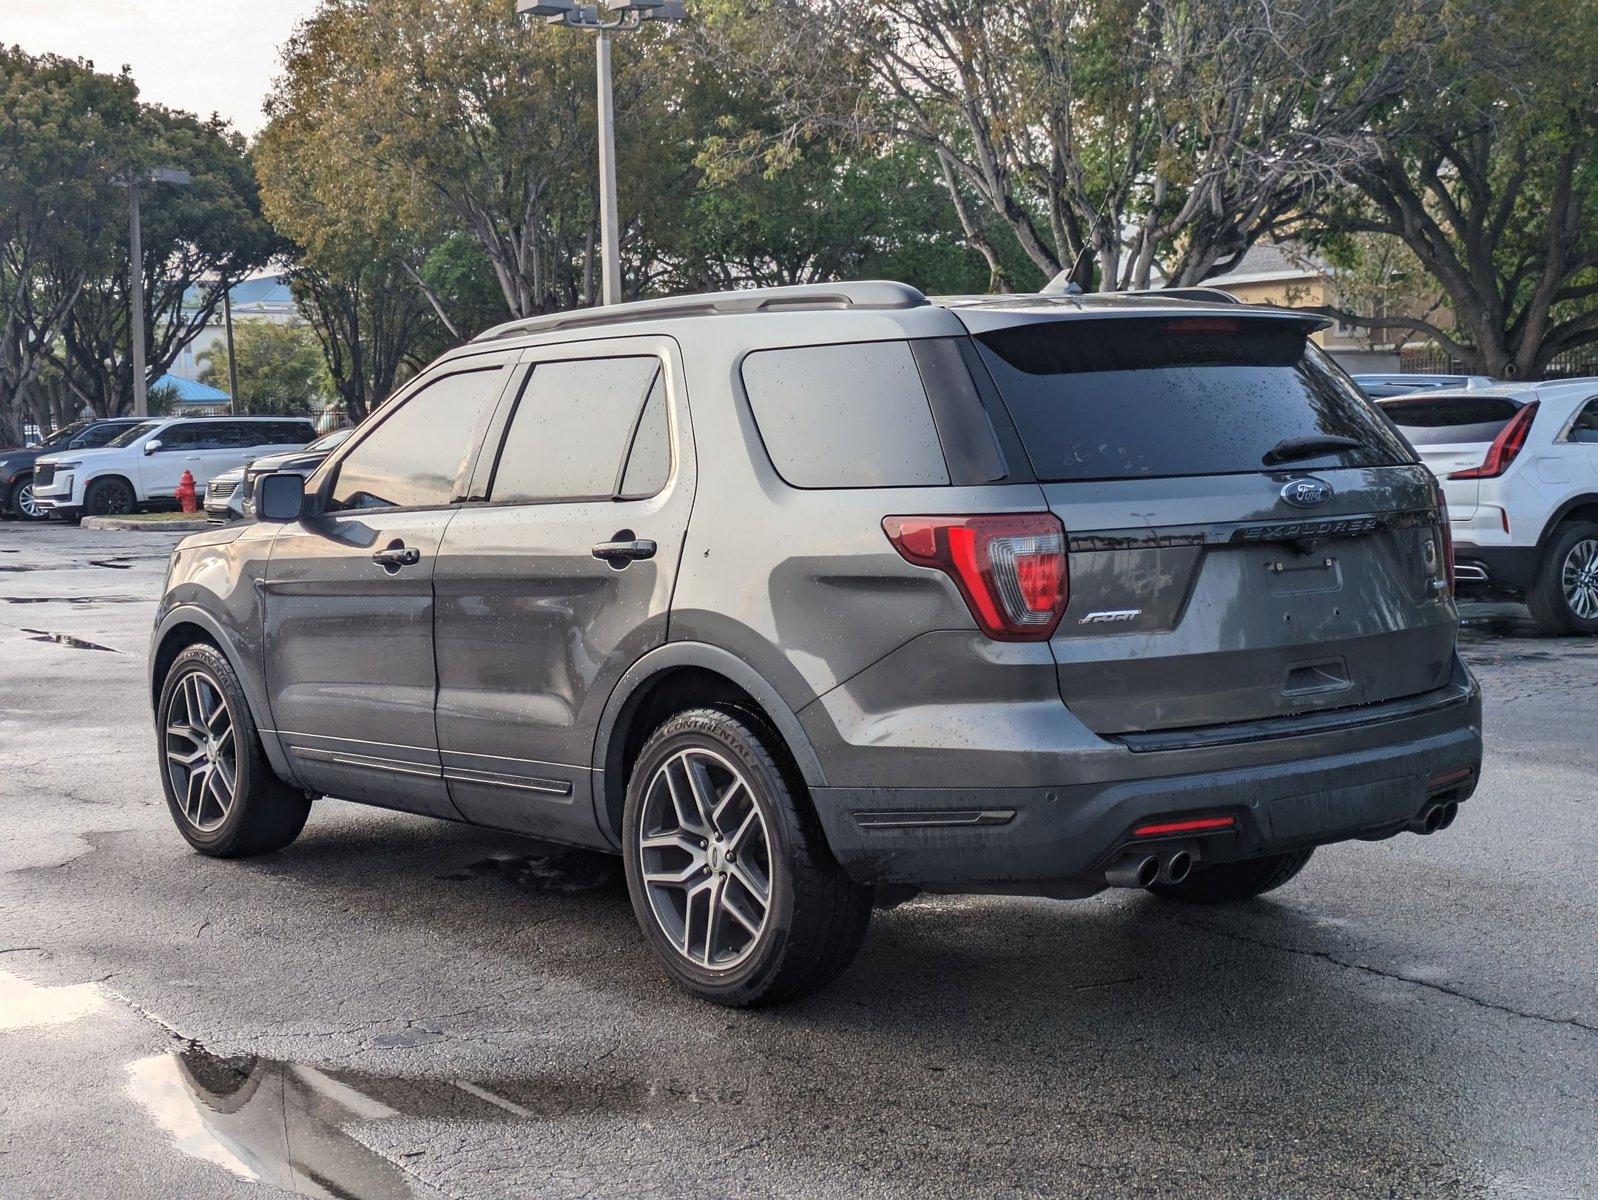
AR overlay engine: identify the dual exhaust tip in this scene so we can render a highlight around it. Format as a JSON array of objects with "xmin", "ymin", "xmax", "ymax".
[
  {"xmin": 1105, "ymin": 848, "xmax": 1192, "ymax": 890},
  {"xmin": 1409, "ymin": 800, "xmax": 1459, "ymax": 835}
]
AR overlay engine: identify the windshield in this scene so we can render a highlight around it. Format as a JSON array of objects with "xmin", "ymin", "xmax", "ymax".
[
  {"xmin": 305, "ymin": 427, "xmax": 354, "ymax": 453},
  {"xmin": 974, "ymin": 317, "xmax": 1413, "ymax": 482},
  {"xmin": 40, "ymin": 423, "xmax": 88, "ymax": 448},
  {"xmin": 105, "ymin": 421, "xmax": 163, "ymax": 449}
]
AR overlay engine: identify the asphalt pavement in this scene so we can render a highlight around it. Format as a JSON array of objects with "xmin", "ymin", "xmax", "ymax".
[{"xmin": 0, "ymin": 522, "xmax": 1593, "ymax": 1199}]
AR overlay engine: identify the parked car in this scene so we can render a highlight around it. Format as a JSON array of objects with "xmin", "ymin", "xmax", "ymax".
[
  {"xmin": 33, "ymin": 416, "xmax": 318, "ymax": 521},
  {"xmin": 1352, "ymin": 373, "xmax": 1491, "ymax": 399},
  {"xmin": 1379, "ymin": 379, "xmax": 1598, "ymax": 633},
  {"xmin": 205, "ymin": 427, "xmax": 355, "ymax": 523},
  {"xmin": 149, "ymin": 281, "xmax": 1481, "ymax": 1006},
  {"xmin": 0, "ymin": 418, "xmax": 144, "ymax": 520}
]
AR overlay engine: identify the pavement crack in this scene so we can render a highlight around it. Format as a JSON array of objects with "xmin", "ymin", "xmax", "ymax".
[{"xmin": 1169, "ymin": 914, "xmax": 1597, "ymax": 1034}]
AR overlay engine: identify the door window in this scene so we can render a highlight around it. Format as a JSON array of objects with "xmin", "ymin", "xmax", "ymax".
[
  {"xmin": 330, "ymin": 368, "xmax": 503, "ymax": 510},
  {"xmin": 153, "ymin": 424, "xmax": 206, "ymax": 451},
  {"xmin": 488, "ymin": 357, "xmax": 664, "ymax": 503}
]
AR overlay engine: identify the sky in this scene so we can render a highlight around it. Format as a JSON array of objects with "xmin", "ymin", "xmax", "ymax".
[{"xmin": 3, "ymin": 0, "xmax": 323, "ymax": 136}]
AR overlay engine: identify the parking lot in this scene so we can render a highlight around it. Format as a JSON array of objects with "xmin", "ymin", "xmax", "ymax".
[{"xmin": 1, "ymin": 522, "xmax": 1594, "ymax": 1199}]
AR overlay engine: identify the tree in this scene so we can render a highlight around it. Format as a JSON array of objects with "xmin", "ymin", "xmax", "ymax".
[
  {"xmin": 1305, "ymin": 0, "xmax": 1598, "ymax": 377},
  {"xmin": 197, "ymin": 321, "xmax": 330, "ymax": 416},
  {"xmin": 0, "ymin": 49, "xmax": 139, "ymax": 444},
  {"xmin": 46, "ymin": 107, "xmax": 279, "ymax": 417}
]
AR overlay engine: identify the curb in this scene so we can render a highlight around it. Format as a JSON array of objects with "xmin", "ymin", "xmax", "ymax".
[{"xmin": 80, "ymin": 515, "xmax": 214, "ymax": 533}]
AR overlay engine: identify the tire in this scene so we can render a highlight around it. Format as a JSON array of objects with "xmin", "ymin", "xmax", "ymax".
[
  {"xmin": 7, "ymin": 474, "xmax": 45, "ymax": 520},
  {"xmin": 1526, "ymin": 520, "xmax": 1598, "ymax": 635},
  {"xmin": 1148, "ymin": 847, "xmax": 1314, "ymax": 905},
  {"xmin": 156, "ymin": 643, "xmax": 311, "ymax": 857},
  {"xmin": 53, "ymin": 507, "xmax": 82, "ymax": 525},
  {"xmin": 621, "ymin": 705, "xmax": 872, "ymax": 1006},
  {"xmin": 83, "ymin": 476, "xmax": 136, "ymax": 517}
]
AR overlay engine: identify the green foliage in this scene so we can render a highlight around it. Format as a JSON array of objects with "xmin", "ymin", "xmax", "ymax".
[{"xmin": 198, "ymin": 321, "xmax": 331, "ymax": 417}]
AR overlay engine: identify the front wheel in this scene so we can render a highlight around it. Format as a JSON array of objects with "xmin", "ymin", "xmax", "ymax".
[
  {"xmin": 1527, "ymin": 521, "xmax": 1598, "ymax": 635},
  {"xmin": 8, "ymin": 474, "xmax": 46, "ymax": 520},
  {"xmin": 157, "ymin": 643, "xmax": 311, "ymax": 857},
  {"xmin": 622, "ymin": 706, "xmax": 872, "ymax": 1006},
  {"xmin": 1148, "ymin": 847, "xmax": 1314, "ymax": 904},
  {"xmin": 83, "ymin": 476, "xmax": 136, "ymax": 517}
]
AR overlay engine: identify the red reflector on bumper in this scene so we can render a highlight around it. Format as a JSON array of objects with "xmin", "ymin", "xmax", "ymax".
[
  {"xmin": 1427, "ymin": 767, "xmax": 1474, "ymax": 793},
  {"xmin": 1131, "ymin": 816, "xmax": 1237, "ymax": 838}
]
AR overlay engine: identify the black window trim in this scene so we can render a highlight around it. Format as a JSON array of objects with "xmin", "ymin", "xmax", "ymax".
[
  {"xmin": 316, "ymin": 360, "xmax": 515, "ymax": 516},
  {"xmin": 477, "ymin": 351, "xmax": 674, "ymax": 509}
]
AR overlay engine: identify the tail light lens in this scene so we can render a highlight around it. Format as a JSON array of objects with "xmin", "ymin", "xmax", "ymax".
[
  {"xmin": 1433, "ymin": 480, "xmax": 1455, "ymax": 594},
  {"xmin": 1448, "ymin": 401, "xmax": 1538, "ymax": 479},
  {"xmin": 883, "ymin": 513, "xmax": 1068, "ymax": 641}
]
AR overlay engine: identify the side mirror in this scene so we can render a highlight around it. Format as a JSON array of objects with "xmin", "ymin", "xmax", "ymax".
[
  {"xmin": 257, "ymin": 472, "xmax": 308, "ymax": 522},
  {"xmin": 142, "ymin": 440, "xmax": 162, "ymax": 455}
]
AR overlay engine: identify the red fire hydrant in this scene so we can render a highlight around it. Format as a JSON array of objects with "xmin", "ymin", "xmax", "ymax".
[{"xmin": 176, "ymin": 469, "xmax": 198, "ymax": 514}]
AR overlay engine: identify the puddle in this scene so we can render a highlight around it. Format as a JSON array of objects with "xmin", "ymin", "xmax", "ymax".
[
  {"xmin": 88, "ymin": 558, "xmax": 135, "ymax": 570},
  {"xmin": 126, "ymin": 1044, "xmax": 653, "ymax": 1199},
  {"xmin": 3, "ymin": 595, "xmax": 144, "ymax": 605},
  {"xmin": 19, "ymin": 628, "xmax": 118, "ymax": 652},
  {"xmin": 0, "ymin": 967, "xmax": 105, "ymax": 1031},
  {"xmin": 440, "ymin": 848, "xmax": 621, "ymax": 895}
]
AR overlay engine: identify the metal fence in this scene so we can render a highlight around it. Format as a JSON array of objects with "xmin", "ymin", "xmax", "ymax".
[{"xmin": 1400, "ymin": 346, "xmax": 1598, "ymax": 380}]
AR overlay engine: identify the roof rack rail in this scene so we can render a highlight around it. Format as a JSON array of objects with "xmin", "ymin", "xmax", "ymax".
[
  {"xmin": 474, "ymin": 280, "xmax": 929, "ymax": 343},
  {"xmin": 1039, "ymin": 272, "xmax": 1242, "ymax": 304}
]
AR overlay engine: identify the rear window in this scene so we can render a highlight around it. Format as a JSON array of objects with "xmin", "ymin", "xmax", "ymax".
[
  {"xmin": 1378, "ymin": 395, "xmax": 1522, "ymax": 445},
  {"xmin": 974, "ymin": 318, "xmax": 1412, "ymax": 482}
]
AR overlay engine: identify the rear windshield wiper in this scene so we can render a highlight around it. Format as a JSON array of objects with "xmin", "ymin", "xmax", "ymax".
[{"xmin": 1262, "ymin": 434, "xmax": 1364, "ymax": 466}]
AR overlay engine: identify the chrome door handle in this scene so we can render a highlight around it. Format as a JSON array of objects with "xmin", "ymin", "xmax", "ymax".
[
  {"xmin": 372, "ymin": 544, "xmax": 421, "ymax": 571},
  {"xmin": 591, "ymin": 536, "xmax": 656, "ymax": 566}
]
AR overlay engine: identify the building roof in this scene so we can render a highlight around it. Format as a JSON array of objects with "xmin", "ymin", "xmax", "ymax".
[
  {"xmin": 1207, "ymin": 241, "xmax": 1329, "ymax": 287},
  {"xmin": 180, "ymin": 274, "xmax": 296, "ymax": 319},
  {"xmin": 153, "ymin": 374, "xmax": 230, "ymax": 404}
]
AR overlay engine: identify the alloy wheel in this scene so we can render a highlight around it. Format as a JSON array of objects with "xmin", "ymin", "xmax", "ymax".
[
  {"xmin": 637, "ymin": 747, "xmax": 773, "ymax": 971},
  {"xmin": 1561, "ymin": 538, "xmax": 1598, "ymax": 620},
  {"xmin": 164, "ymin": 671, "xmax": 239, "ymax": 832},
  {"xmin": 15, "ymin": 481, "xmax": 43, "ymax": 519}
]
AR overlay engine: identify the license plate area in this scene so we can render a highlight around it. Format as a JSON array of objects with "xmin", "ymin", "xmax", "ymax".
[{"xmin": 1265, "ymin": 776, "xmax": 1418, "ymax": 841}]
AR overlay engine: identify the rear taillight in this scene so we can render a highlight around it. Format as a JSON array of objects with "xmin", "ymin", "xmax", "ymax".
[
  {"xmin": 1448, "ymin": 401, "xmax": 1538, "ymax": 479},
  {"xmin": 883, "ymin": 513, "xmax": 1068, "ymax": 641},
  {"xmin": 1433, "ymin": 480, "xmax": 1455, "ymax": 594}
]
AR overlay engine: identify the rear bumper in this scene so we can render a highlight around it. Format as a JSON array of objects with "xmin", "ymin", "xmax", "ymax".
[
  {"xmin": 1452, "ymin": 542, "xmax": 1539, "ymax": 594},
  {"xmin": 810, "ymin": 676, "xmax": 1482, "ymax": 896}
]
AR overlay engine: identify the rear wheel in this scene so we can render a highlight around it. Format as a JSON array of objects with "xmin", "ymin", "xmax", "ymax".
[
  {"xmin": 83, "ymin": 476, "xmax": 136, "ymax": 517},
  {"xmin": 622, "ymin": 706, "xmax": 872, "ymax": 1006},
  {"xmin": 157, "ymin": 643, "xmax": 310, "ymax": 857},
  {"xmin": 1148, "ymin": 847, "xmax": 1314, "ymax": 904},
  {"xmin": 1527, "ymin": 521, "xmax": 1598, "ymax": 635},
  {"xmin": 8, "ymin": 474, "xmax": 45, "ymax": 520}
]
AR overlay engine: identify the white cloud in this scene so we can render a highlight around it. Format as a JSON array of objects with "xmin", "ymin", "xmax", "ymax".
[{"xmin": 2, "ymin": 0, "xmax": 323, "ymax": 135}]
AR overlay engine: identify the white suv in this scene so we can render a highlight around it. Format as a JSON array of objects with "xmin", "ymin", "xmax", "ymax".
[
  {"xmin": 33, "ymin": 416, "xmax": 318, "ymax": 522},
  {"xmin": 1380, "ymin": 380, "xmax": 1598, "ymax": 633}
]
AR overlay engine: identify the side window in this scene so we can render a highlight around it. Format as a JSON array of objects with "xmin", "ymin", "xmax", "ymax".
[
  {"xmin": 330, "ymin": 368, "xmax": 503, "ymax": 510},
  {"xmin": 155, "ymin": 425, "xmax": 202, "ymax": 451},
  {"xmin": 211, "ymin": 423, "xmax": 256, "ymax": 449},
  {"xmin": 741, "ymin": 341, "xmax": 950, "ymax": 488},
  {"xmin": 1569, "ymin": 399, "xmax": 1598, "ymax": 443},
  {"xmin": 489, "ymin": 357, "xmax": 662, "ymax": 503}
]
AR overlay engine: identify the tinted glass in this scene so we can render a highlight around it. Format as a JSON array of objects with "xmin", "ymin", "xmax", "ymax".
[
  {"xmin": 76, "ymin": 423, "xmax": 135, "ymax": 449},
  {"xmin": 155, "ymin": 424, "xmax": 208, "ymax": 450},
  {"xmin": 742, "ymin": 341, "xmax": 949, "ymax": 488},
  {"xmin": 305, "ymin": 428, "xmax": 354, "ymax": 454},
  {"xmin": 331, "ymin": 368, "xmax": 502, "ymax": 510},
  {"xmin": 107, "ymin": 421, "xmax": 162, "ymax": 448},
  {"xmin": 1378, "ymin": 395, "xmax": 1523, "ymax": 445},
  {"xmin": 619, "ymin": 372, "xmax": 670, "ymax": 498},
  {"xmin": 43, "ymin": 423, "xmax": 85, "ymax": 447},
  {"xmin": 1569, "ymin": 399, "xmax": 1598, "ymax": 443},
  {"xmin": 490, "ymin": 357, "xmax": 660, "ymax": 503},
  {"xmin": 975, "ymin": 318, "xmax": 1411, "ymax": 481}
]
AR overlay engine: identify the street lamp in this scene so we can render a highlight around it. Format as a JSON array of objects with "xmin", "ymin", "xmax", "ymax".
[
  {"xmin": 119, "ymin": 167, "xmax": 193, "ymax": 417},
  {"xmin": 517, "ymin": 0, "xmax": 687, "ymax": 307}
]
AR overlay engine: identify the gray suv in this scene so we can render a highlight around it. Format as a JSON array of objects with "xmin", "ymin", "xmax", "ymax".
[{"xmin": 149, "ymin": 282, "xmax": 1483, "ymax": 1005}]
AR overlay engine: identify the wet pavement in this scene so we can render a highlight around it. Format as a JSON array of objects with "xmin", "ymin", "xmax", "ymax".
[{"xmin": 0, "ymin": 522, "xmax": 1594, "ymax": 1199}]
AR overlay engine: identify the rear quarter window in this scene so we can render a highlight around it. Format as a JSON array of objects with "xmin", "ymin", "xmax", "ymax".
[
  {"xmin": 1378, "ymin": 395, "xmax": 1523, "ymax": 445},
  {"xmin": 741, "ymin": 341, "xmax": 950, "ymax": 488}
]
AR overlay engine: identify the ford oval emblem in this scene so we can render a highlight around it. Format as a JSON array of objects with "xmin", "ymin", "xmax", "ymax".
[{"xmin": 1281, "ymin": 477, "xmax": 1334, "ymax": 508}]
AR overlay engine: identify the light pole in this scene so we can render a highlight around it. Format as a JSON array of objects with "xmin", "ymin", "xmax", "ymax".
[
  {"xmin": 516, "ymin": 0, "xmax": 687, "ymax": 307},
  {"xmin": 122, "ymin": 166, "xmax": 192, "ymax": 417}
]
